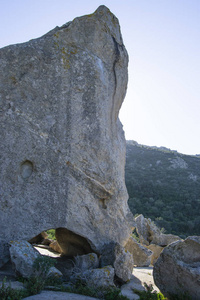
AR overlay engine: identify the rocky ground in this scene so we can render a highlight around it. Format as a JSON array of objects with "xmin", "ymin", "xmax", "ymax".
[
  {"xmin": 133, "ymin": 267, "xmax": 159, "ymax": 292},
  {"xmin": 0, "ymin": 266, "xmax": 158, "ymax": 300},
  {"xmin": 0, "ymin": 245, "xmax": 159, "ymax": 300}
]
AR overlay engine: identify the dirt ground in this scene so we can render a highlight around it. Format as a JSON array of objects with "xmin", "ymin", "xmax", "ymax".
[{"xmin": 133, "ymin": 267, "xmax": 159, "ymax": 292}]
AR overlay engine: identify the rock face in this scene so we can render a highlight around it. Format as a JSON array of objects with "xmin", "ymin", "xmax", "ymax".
[
  {"xmin": 74, "ymin": 253, "xmax": 99, "ymax": 271},
  {"xmin": 100, "ymin": 242, "xmax": 134, "ymax": 282},
  {"xmin": 0, "ymin": 6, "xmax": 133, "ymax": 254},
  {"xmin": 29, "ymin": 232, "xmax": 48, "ymax": 244},
  {"xmin": 153, "ymin": 236, "xmax": 200, "ymax": 300},
  {"xmin": 49, "ymin": 240, "xmax": 62, "ymax": 253},
  {"xmin": 125, "ymin": 237, "xmax": 152, "ymax": 267},
  {"xmin": 72, "ymin": 266, "xmax": 115, "ymax": 288},
  {"xmin": 23, "ymin": 291, "xmax": 99, "ymax": 300},
  {"xmin": 146, "ymin": 244, "xmax": 163, "ymax": 265}
]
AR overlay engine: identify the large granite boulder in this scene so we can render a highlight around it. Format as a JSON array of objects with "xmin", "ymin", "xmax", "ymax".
[
  {"xmin": 153, "ymin": 236, "xmax": 200, "ymax": 300},
  {"xmin": 0, "ymin": 6, "xmax": 133, "ymax": 255}
]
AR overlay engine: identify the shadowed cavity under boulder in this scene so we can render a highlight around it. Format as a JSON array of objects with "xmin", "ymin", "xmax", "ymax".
[
  {"xmin": 29, "ymin": 227, "xmax": 94, "ymax": 257},
  {"xmin": 55, "ymin": 228, "xmax": 93, "ymax": 256}
]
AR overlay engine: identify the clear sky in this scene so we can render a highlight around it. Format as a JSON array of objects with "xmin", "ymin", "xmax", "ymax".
[{"xmin": 0, "ymin": 0, "xmax": 199, "ymax": 155}]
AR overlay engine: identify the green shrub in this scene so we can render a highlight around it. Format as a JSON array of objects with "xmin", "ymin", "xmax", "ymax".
[
  {"xmin": 25, "ymin": 256, "xmax": 58, "ymax": 295},
  {"xmin": 0, "ymin": 277, "xmax": 28, "ymax": 300},
  {"xmin": 46, "ymin": 229, "xmax": 56, "ymax": 240},
  {"xmin": 168, "ymin": 292, "xmax": 192, "ymax": 300},
  {"xmin": 104, "ymin": 287, "xmax": 129, "ymax": 300},
  {"xmin": 25, "ymin": 276, "xmax": 45, "ymax": 295},
  {"xmin": 132, "ymin": 228, "xmax": 140, "ymax": 242},
  {"xmin": 134, "ymin": 283, "xmax": 192, "ymax": 300},
  {"xmin": 32, "ymin": 255, "xmax": 55, "ymax": 276}
]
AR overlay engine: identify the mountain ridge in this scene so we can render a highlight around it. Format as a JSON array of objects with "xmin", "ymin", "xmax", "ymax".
[{"xmin": 125, "ymin": 140, "xmax": 200, "ymax": 237}]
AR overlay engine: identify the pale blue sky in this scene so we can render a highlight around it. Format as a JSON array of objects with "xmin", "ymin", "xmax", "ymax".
[{"xmin": 0, "ymin": 0, "xmax": 199, "ymax": 155}]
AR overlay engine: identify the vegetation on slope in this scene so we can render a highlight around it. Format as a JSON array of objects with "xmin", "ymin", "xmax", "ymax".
[{"xmin": 125, "ymin": 141, "xmax": 200, "ymax": 238}]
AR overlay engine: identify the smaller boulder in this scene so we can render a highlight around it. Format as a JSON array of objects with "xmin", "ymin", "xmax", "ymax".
[
  {"xmin": 23, "ymin": 290, "xmax": 99, "ymax": 299},
  {"xmin": 152, "ymin": 233, "xmax": 181, "ymax": 247},
  {"xmin": 49, "ymin": 241, "xmax": 62, "ymax": 253},
  {"xmin": 135, "ymin": 214, "xmax": 181, "ymax": 246},
  {"xmin": 100, "ymin": 242, "xmax": 134, "ymax": 282},
  {"xmin": 113, "ymin": 244, "xmax": 134, "ymax": 282},
  {"xmin": 125, "ymin": 237, "xmax": 152, "ymax": 267},
  {"xmin": 9, "ymin": 240, "xmax": 62, "ymax": 279},
  {"xmin": 74, "ymin": 253, "xmax": 99, "ymax": 271},
  {"xmin": 121, "ymin": 274, "xmax": 145, "ymax": 300},
  {"xmin": 135, "ymin": 215, "xmax": 151, "ymax": 246},
  {"xmin": 47, "ymin": 266, "xmax": 63, "ymax": 278},
  {"xmin": 9, "ymin": 240, "xmax": 39, "ymax": 278},
  {"xmin": 28, "ymin": 232, "xmax": 48, "ymax": 245},
  {"xmin": 72, "ymin": 266, "xmax": 115, "ymax": 288},
  {"xmin": 41, "ymin": 238, "xmax": 53, "ymax": 246}
]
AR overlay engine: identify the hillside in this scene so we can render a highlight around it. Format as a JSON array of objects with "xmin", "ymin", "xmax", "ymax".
[{"xmin": 125, "ymin": 141, "xmax": 200, "ymax": 238}]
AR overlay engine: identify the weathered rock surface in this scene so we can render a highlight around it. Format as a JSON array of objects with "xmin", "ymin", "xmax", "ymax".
[
  {"xmin": 9, "ymin": 241, "xmax": 39, "ymax": 278},
  {"xmin": 100, "ymin": 242, "xmax": 134, "ymax": 282},
  {"xmin": 71, "ymin": 265, "xmax": 115, "ymax": 288},
  {"xmin": 29, "ymin": 232, "xmax": 48, "ymax": 244},
  {"xmin": 146, "ymin": 244, "xmax": 164, "ymax": 265},
  {"xmin": 55, "ymin": 228, "xmax": 92, "ymax": 256},
  {"xmin": 23, "ymin": 291, "xmax": 99, "ymax": 300},
  {"xmin": 9, "ymin": 240, "xmax": 62, "ymax": 278},
  {"xmin": 114, "ymin": 244, "xmax": 134, "ymax": 282},
  {"xmin": 0, "ymin": 280, "xmax": 25, "ymax": 291},
  {"xmin": 121, "ymin": 274, "xmax": 145, "ymax": 300},
  {"xmin": 125, "ymin": 237, "xmax": 152, "ymax": 267},
  {"xmin": 135, "ymin": 214, "xmax": 181, "ymax": 246},
  {"xmin": 153, "ymin": 236, "xmax": 200, "ymax": 300},
  {"xmin": 151, "ymin": 232, "xmax": 182, "ymax": 247},
  {"xmin": 0, "ymin": 5, "xmax": 133, "ymax": 255},
  {"xmin": 74, "ymin": 253, "xmax": 99, "ymax": 271},
  {"xmin": 49, "ymin": 240, "xmax": 62, "ymax": 253}
]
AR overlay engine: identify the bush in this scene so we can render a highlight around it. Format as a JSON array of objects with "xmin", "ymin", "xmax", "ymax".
[
  {"xmin": 104, "ymin": 287, "xmax": 129, "ymax": 300},
  {"xmin": 25, "ymin": 256, "xmax": 58, "ymax": 295},
  {"xmin": 46, "ymin": 229, "xmax": 56, "ymax": 240},
  {"xmin": 0, "ymin": 277, "xmax": 28, "ymax": 300}
]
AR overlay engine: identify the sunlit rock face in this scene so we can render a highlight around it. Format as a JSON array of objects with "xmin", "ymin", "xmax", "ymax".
[
  {"xmin": 0, "ymin": 6, "xmax": 133, "ymax": 254},
  {"xmin": 153, "ymin": 236, "xmax": 200, "ymax": 300}
]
